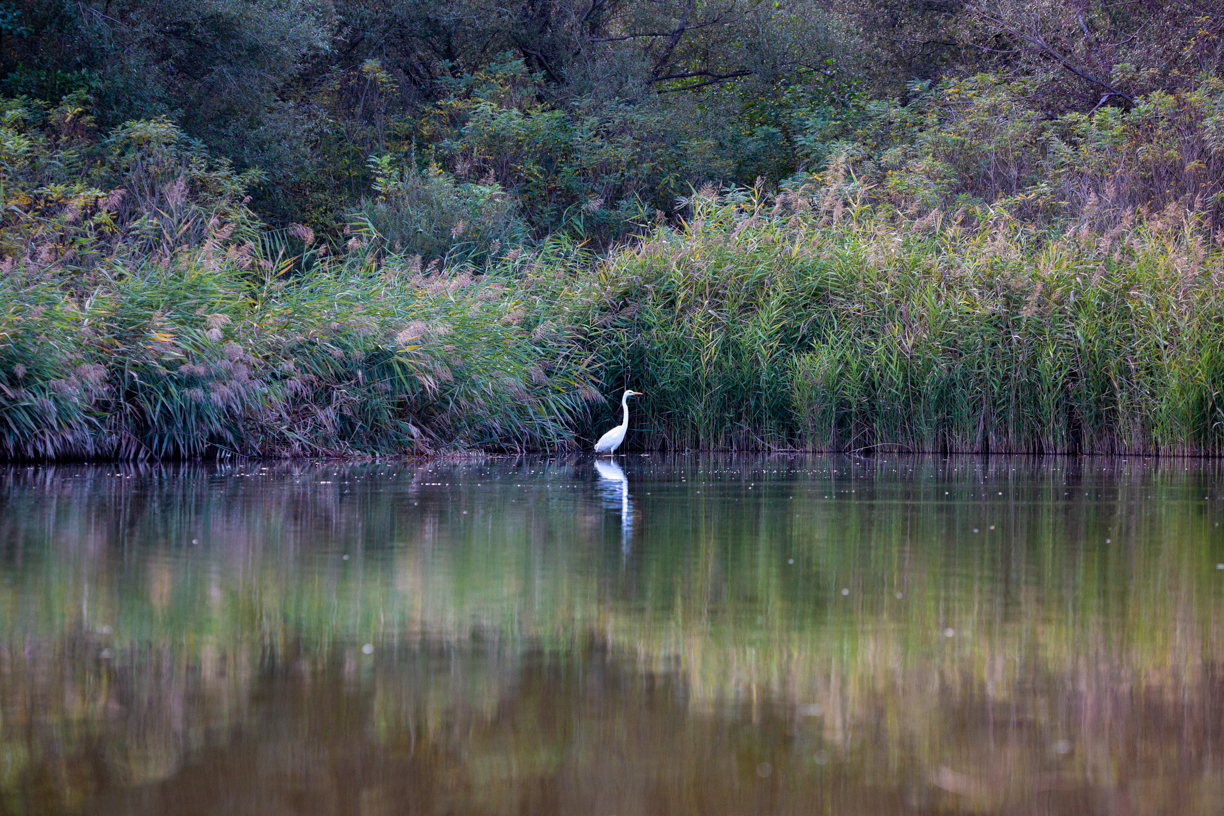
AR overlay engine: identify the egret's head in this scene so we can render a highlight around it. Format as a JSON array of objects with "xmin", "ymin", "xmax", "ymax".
[{"xmin": 624, "ymin": 389, "xmax": 642, "ymax": 398}]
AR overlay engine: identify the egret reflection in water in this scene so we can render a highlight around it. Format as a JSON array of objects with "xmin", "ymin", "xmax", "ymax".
[{"xmin": 594, "ymin": 458, "xmax": 632, "ymax": 553}]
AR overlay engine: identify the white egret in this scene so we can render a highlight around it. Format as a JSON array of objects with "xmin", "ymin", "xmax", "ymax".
[{"xmin": 594, "ymin": 389, "xmax": 642, "ymax": 455}]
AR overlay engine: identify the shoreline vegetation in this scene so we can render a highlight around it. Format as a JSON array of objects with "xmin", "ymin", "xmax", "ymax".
[
  {"xmin": 5, "ymin": 183, "xmax": 1222, "ymax": 460},
  {"xmin": 2, "ymin": 1, "xmax": 1224, "ymax": 459}
]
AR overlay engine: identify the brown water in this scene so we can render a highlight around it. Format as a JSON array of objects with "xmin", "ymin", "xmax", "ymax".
[{"xmin": 1, "ymin": 456, "xmax": 1223, "ymax": 815}]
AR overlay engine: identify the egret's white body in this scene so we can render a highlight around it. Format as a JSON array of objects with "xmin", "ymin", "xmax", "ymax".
[{"xmin": 594, "ymin": 389, "xmax": 641, "ymax": 455}]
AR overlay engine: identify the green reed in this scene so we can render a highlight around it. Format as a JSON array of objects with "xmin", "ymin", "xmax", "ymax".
[
  {"xmin": 3, "ymin": 186, "xmax": 1224, "ymax": 458},
  {"xmin": 0, "ymin": 258, "xmax": 596, "ymax": 459},
  {"xmin": 583, "ymin": 192, "xmax": 1224, "ymax": 454}
]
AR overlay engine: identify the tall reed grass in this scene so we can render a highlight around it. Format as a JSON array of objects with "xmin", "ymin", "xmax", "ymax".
[
  {"xmin": 0, "ymin": 258, "xmax": 596, "ymax": 459},
  {"xmin": 582, "ymin": 189, "xmax": 1224, "ymax": 454},
  {"xmin": 4, "ymin": 181, "xmax": 1224, "ymax": 458}
]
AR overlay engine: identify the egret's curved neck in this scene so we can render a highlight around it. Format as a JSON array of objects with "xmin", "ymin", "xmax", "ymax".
[{"xmin": 620, "ymin": 395, "xmax": 631, "ymax": 429}]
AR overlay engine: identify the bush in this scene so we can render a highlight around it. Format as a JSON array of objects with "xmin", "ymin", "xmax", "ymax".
[
  {"xmin": 424, "ymin": 58, "xmax": 684, "ymax": 246},
  {"xmin": 794, "ymin": 74, "xmax": 1224, "ymax": 232},
  {"xmin": 353, "ymin": 156, "xmax": 528, "ymax": 267},
  {"xmin": 0, "ymin": 103, "xmax": 262, "ymax": 272}
]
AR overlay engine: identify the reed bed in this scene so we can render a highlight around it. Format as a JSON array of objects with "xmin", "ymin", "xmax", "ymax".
[
  {"xmin": 3, "ymin": 184, "xmax": 1224, "ymax": 458},
  {"xmin": 0, "ymin": 259, "xmax": 596, "ymax": 459},
  {"xmin": 583, "ymin": 191, "xmax": 1224, "ymax": 454}
]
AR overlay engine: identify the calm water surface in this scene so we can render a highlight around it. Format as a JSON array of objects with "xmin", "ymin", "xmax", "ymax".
[{"xmin": 2, "ymin": 455, "xmax": 1224, "ymax": 815}]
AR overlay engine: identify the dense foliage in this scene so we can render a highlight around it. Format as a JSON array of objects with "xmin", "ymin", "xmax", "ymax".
[
  {"xmin": 4, "ymin": 169, "xmax": 1223, "ymax": 457},
  {"xmin": 587, "ymin": 189, "xmax": 1224, "ymax": 454},
  {"xmin": 3, "ymin": 0, "xmax": 1220, "ymax": 241},
  {"xmin": 1, "ymin": 0, "xmax": 1223, "ymax": 457}
]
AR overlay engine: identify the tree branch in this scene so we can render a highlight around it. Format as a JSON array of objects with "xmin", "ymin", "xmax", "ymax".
[
  {"xmin": 651, "ymin": 19, "xmax": 686, "ymax": 77},
  {"xmin": 968, "ymin": 4, "xmax": 1134, "ymax": 105},
  {"xmin": 587, "ymin": 17, "xmax": 733, "ymax": 42},
  {"xmin": 653, "ymin": 69, "xmax": 752, "ymax": 92}
]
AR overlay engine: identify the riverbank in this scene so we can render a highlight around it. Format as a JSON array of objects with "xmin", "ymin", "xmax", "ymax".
[{"xmin": 5, "ymin": 185, "xmax": 1224, "ymax": 460}]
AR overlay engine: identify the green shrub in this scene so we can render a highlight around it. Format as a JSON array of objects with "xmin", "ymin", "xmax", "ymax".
[
  {"xmin": 425, "ymin": 58, "xmax": 684, "ymax": 246},
  {"xmin": 795, "ymin": 74, "xmax": 1224, "ymax": 230},
  {"xmin": 353, "ymin": 156, "xmax": 528, "ymax": 267},
  {"xmin": 0, "ymin": 104, "xmax": 261, "ymax": 272}
]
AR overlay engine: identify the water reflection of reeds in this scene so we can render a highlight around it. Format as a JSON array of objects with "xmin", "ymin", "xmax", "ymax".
[{"xmin": 0, "ymin": 456, "xmax": 1222, "ymax": 814}]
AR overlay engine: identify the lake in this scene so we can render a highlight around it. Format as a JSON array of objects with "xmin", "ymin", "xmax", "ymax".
[{"xmin": 1, "ymin": 455, "xmax": 1222, "ymax": 815}]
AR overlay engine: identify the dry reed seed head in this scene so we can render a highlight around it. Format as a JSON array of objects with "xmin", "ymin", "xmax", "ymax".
[
  {"xmin": 47, "ymin": 378, "xmax": 78, "ymax": 396},
  {"xmin": 75, "ymin": 364, "xmax": 106, "ymax": 384},
  {"xmin": 446, "ymin": 272, "xmax": 473, "ymax": 294},
  {"xmin": 288, "ymin": 223, "xmax": 315, "ymax": 245},
  {"xmin": 200, "ymin": 242, "xmax": 220, "ymax": 273},
  {"xmin": 223, "ymin": 342, "xmax": 243, "ymax": 360},
  {"xmin": 187, "ymin": 387, "xmax": 205, "ymax": 403},
  {"xmin": 395, "ymin": 326, "xmax": 425, "ymax": 346},
  {"xmin": 102, "ymin": 188, "xmax": 125, "ymax": 212},
  {"xmin": 226, "ymin": 242, "xmax": 255, "ymax": 269},
  {"xmin": 12, "ymin": 364, "xmax": 26, "ymax": 380},
  {"xmin": 502, "ymin": 376, "xmax": 530, "ymax": 401},
  {"xmin": 477, "ymin": 281, "xmax": 505, "ymax": 301},
  {"xmin": 164, "ymin": 177, "xmax": 188, "ymax": 209}
]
